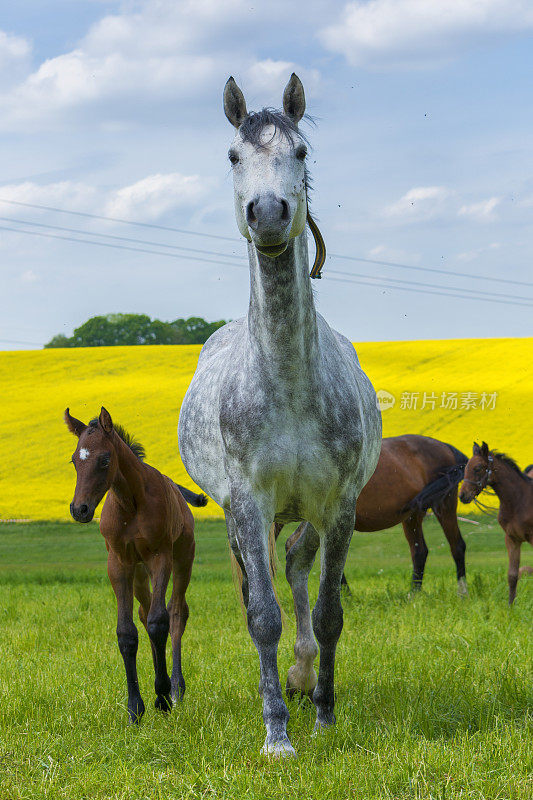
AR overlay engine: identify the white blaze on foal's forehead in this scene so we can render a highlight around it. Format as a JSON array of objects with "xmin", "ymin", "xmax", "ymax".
[{"xmin": 79, "ymin": 448, "xmax": 90, "ymax": 460}]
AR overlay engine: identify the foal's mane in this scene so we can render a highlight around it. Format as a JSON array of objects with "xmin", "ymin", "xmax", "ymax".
[
  {"xmin": 89, "ymin": 418, "xmax": 146, "ymax": 461},
  {"xmin": 492, "ymin": 450, "xmax": 531, "ymax": 481}
]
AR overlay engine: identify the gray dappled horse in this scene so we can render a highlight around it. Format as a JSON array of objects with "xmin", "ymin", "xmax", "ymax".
[{"xmin": 178, "ymin": 74, "xmax": 382, "ymax": 757}]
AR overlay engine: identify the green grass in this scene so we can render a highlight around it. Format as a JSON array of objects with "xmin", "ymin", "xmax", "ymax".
[{"xmin": 1, "ymin": 516, "xmax": 533, "ymax": 799}]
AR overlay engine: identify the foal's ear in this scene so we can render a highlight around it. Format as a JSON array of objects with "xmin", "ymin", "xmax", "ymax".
[
  {"xmin": 282, "ymin": 73, "xmax": 305, "ymax": 124},
  {"xmin": 64, "ymin": 408, "xmax": 87, "ymax": 438},
  {"xmin": 473, "ymin": 441, "xmax": 480, "ymax": 455},
  {"xmin": 481, "ymin": 441, "xmax": 489, "ymax": 457},
  {"xmin": 99, "ymin": 406, "xmax": 113, "ymax": 435},
  {"xmin": 223, "ymin": 77, "xmax": 247, "ymax": 128}
]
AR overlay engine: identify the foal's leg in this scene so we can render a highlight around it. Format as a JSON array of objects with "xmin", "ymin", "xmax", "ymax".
[
  {"xmin": 133, "ymin": 563, "xmax": 159, "ymax": 671},
  {"xmin": 107, "ymin": 551, "xmax": 145, "ymax": 723},
  {"xmin": 228, "ymin": 498, "xmax": 293, "ymax": 757},
  {"xmin": 145, "ymin": 551, "xmax": 172, "ymax": 711},
  {"xmin": 402, "ymin": 512, "xmax": 429, "ymax": 590},
  {"xmin": 285, "ymin": 522, "xmax": 320, "ymax": 700},
  {"xmin": 312, "ymin": 505, "xmax": 355, "ymax": 732},
  {"xmin": 168, "ymin": 530, "xmax": 195, "ymax": 703},
  {"xmin": 433, "ymin": 489, "xmax": 468, "ymax": 595},
  {"xmin": 505, "ymin": 534, "xmax": 521, "ymax": 605}
]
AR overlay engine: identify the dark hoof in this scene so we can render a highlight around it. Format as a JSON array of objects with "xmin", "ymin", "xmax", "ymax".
[
  {"xmin": 128, "ymin": 697, "xmax": 145, "ymax": 724},
  {"xmin": 285, "ymin": 679, "xmax": 315, "ymax": 704},
  {"xmin": 155, "ymin": 694, "xmax": 172, "ymax": 712},
  {"xmin": 171, "ymin": 680, "xmax": 186, "ymax": 703}
]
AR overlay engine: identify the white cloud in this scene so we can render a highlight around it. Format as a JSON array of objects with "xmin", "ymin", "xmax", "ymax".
[
  {"xmin": 104, "ymin": 173, "xmax": 214, "ymax": 220},
  {"xmin": 458, "ymin": 196, "xmax": 500, "ymax": 221},
  {"xmin": 0, "ymin": 29, "xmax": 32, "ymax": 88},
  {"xmin": 0, "ymin": 0, "xmax": 321, "ymax": 130},
  {"xmin": 247, "ymin": 59, "xmax": 320, "ymax": 96},
  {"xmin": 321, "ymin": 0, "xmax": 533, "ymax": 68},
  {"xmin": 368, "ymin": 244, "xmax": 421, "ymax": 263},
  {"xmin": 0, "ymin": 173, "xmax": 214, "ymax": 223},
  {"xmin": 384, "ymin": 186, "xmax": 451, "ymax": 219},
  {"xmin": 457, "ymin": 242, "xmax": 500, "ymax": 261}
]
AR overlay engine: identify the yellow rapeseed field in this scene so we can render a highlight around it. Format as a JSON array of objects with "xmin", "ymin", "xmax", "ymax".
[{"xmin": 1, "ymin": 338, "xmax": 531, "ymax": 521}]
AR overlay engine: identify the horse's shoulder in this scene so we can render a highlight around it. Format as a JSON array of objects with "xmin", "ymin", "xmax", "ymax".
[{"xmin": 197, "ymin": 317, "xmax": 245, "ymax": 362}]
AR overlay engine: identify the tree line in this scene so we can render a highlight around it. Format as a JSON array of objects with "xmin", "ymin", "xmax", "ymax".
[{"xmin": 44, "ymin": 314, "xmax": 228, "ymax": 348}]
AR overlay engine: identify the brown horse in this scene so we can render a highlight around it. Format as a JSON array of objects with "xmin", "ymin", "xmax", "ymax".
[
  {"xmin": 460, "ymin": 441, "xmax": 533, "ymax": 604},
  {"xmin": 278, "ymin": 434, "xmax": 468, "ymax": 594},
  {"xmin": 65, "ymin": 406, "xmax": 205, "ymax": 722}
]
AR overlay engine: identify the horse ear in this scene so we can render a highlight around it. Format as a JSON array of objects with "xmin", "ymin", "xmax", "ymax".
[
  {"xmin": 64, "ymin": 408, "xmax": 86, "ymax": 438},
  {"xmin": 282, "ymin": 73, "xmax": 305, "ymax": 124},
  {"xmin": 473, "ymin": 442, "xmax": 480, "ymax": 455},
  {"xmin": 99, "ymin": 406, "xmax": 113, "ymax": 435},
  {"xmin": 223, "ymin": 77, "xmax": 247, "ymax": 128},
  {"xmin": 481, "ymin": 441, "xmax": 489, "ymax": 457}
]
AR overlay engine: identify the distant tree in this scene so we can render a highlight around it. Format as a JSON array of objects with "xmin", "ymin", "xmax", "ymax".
[{"xmin": 44, "ymin": 313, "xmax": 227, "ymax": 348}]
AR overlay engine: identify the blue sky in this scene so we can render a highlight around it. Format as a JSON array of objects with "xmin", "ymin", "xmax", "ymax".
[{"xmin": 1, "ymin": 0, "xmax": 532, "ymax": 349}]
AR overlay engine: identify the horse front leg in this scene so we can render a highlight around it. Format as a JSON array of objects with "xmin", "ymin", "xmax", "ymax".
[
  {"xmin": 228, "ymin": 496, "xmax": 293, "ymax": 757},
  {"xmin": 146, "ymin": 551, "xmax": 172, "ymax": 711},
  {"xmin": 107, "ymin": 551, "xmax": 145, "ymax": 723},
  {"xmin": 312, "ymin": 505, "xmax": 355, "ymax": 732},
  {"xmin": 285, "ymin": 522, "xmax": 320, "ymax": 700}
]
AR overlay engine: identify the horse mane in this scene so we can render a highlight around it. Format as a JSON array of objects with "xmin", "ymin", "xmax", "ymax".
[
  {"xmin": 89, "ymin": 418, "xmax": 146, "ymax": 461},
  {"xmin": 239, "ymin": 108, "xmax": 313, "ymax": 201},
  {"xmin": 492, "ymin": 450, "xmax": 531, "ymax": 481}
]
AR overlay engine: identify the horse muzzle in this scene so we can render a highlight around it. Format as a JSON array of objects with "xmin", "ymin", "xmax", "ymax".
[
  {"xmin": 246, "ymin": 192, "xmax": 291, "ymax": 257},
  {"xmin": 70, "ymin": 501, "xmax": 95, "ymax": 523}
]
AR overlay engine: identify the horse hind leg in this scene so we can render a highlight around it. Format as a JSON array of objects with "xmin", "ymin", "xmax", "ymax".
[
  {"xmin": 402, "ymin": 512, "xmax": 428, "ymax": 591},
  {"xmin": 145, "ymin": 552, "xmax": 173, "ymax": 712},
  {"xmin": 433, "ymin": 489, "xmax": 468, "ymax": 596},
  {"xmin": 285, "ymin": 522, "xmax": 320, "ymax": 700},
  {"xmin": 167, "ymin": 529, "xmax": 195, "ymax": 703},
  {"xmin": 311, "ymin": 505, "xmax": 355, "ymax": 733}
]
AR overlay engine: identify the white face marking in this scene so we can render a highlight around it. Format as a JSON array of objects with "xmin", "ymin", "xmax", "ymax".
[{"xmin": 79, "ymin": 448, "xmax": 90, "ymax": 461}]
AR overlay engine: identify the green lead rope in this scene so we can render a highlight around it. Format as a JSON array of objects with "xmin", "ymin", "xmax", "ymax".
[{"xmin": 307, "ymin": 211, "xmax": 326, "ymax": 279}]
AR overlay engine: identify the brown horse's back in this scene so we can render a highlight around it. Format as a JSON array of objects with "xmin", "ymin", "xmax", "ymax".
[{"xmin": 355, "ymin": 435, "xmax": 462, "ymax": 531}]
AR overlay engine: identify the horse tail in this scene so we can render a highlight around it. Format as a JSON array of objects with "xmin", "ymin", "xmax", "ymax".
[
  {"xmin": 229, "ymin": 522, "xmax": 286, "ymax": 625},
  {"xmin": 173, "ymin": 482, "xmax": 208, "ymax": 507},
  {"xmin": 403, "ymin": 444, "xmax": 468, "ymax": 514}
]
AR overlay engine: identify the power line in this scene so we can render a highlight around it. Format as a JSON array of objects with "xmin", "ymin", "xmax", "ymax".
[
  {"xmin": 327, "ymin": 275, "xmax": 533, "ymax": 308},
  {"xmin": 0, "ymin": 198, "xmax": 239, "ymax": 242},
  {"xmin": 0, "ymin": 223, "xmax": 247, "ymax": 271},
  {"xmin": 0, "ymin": 221, "xmax": 531, "ymax": 309},
  {"xmin": 0, "ymin": 338, "xmax": 43, "ymax": 346},
  {"xmin": 327, "ymin": 252, "xmax": 533, "ymax": 289},
  {"xmin": 0, "ymin": 215, "xmax": 247, "ymax": 262},
  {"xmin": 1, "ymin": 196, "xmax": 529, "ymax": 290},
  {"xmin": 327, "ymin": 268, "xmax": 532, "ymax": 304}
]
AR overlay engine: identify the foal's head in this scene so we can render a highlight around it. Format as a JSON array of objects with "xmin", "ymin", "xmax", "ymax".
[
  {"xmin": 224, "ymin": 73, "xmax": 308, "ymax": 258},
  {"xmin": 460, "ymin": 442, "xmax": 493, "ymax": 504},
  {"xmin": 65, "ymin": 407, "xmax": 118, "ymax": 523}
]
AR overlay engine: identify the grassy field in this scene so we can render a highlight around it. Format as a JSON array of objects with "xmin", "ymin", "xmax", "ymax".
[
  {"xmin": 2, "ymin": 516, "xmax": 533, "ymax": 799},
  {"xmin": 1, "ymin": 337, "xmax": 532, "ymax": 521}
]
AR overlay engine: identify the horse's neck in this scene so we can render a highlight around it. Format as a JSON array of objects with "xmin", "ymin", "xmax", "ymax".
[
  {"xmin": 110, "ymin": 435, "xmax": 145, "ymax": 515},
  {"xmin": 247, "ymin": 232, "xmax": 319, "ymax": 384},
  {"xmin": 491, "ymin": 461, "xmax": 527, "ymax": 514}
]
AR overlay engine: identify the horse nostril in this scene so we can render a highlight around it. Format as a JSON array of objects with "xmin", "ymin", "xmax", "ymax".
[
  {"xmin": 246, "ymin": 201, "xmax": 257, "ymax": 228},
  {"xmin": 280, "ymin": 199, "xmax": 290, "ymax": 222},
  {"xmin": 80, "ymin": 504, "xmax": 89, "ymax": 517}
]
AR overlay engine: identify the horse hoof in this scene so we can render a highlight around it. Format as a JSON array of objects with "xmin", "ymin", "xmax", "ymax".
[
  {"xmin": 171, "ymin": 681, "xmax": 186, "ymax": 703},
  {"xmin": 128, "ymin": 700, "xmax": 145, "ymax": 725},
  {"xmin": 457, "ymin": 578, "xmax": 468, "ymax": 597},
  {"xmin": 262, "ymin": 736, "xmax": 297, "ymax": 758},
  {"xmin": 312, "ymin": 715, "xmax": 335, "ymax": 736},
  {"xmin": 155, "ymin": 694, "xmax": 172, "ymax": 713},
  {"xmin": 285, "ymin": 679, "xmax": 315, "ymax": 703}
]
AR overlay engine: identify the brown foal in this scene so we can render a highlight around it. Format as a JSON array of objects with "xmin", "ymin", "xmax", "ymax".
[
  {"xmin": 65, "ymin": 406, "xmax": 204, "ymax": 722},
  {"xmin": 460, "ymin": 442, "xmax": 533, "ymax": 604}
]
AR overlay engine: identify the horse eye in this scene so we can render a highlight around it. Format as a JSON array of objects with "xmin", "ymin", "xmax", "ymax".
[
  {"xmin": 295, "ymin": 146, "xmax": 307, "ymax": 161},
  {"xmin": 100, "ymin": 457, "xmax": 110, "ymax": 469},
  {"xmin": 228, "ymin": 150, "xmax": 239, "ymax": 165}
]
